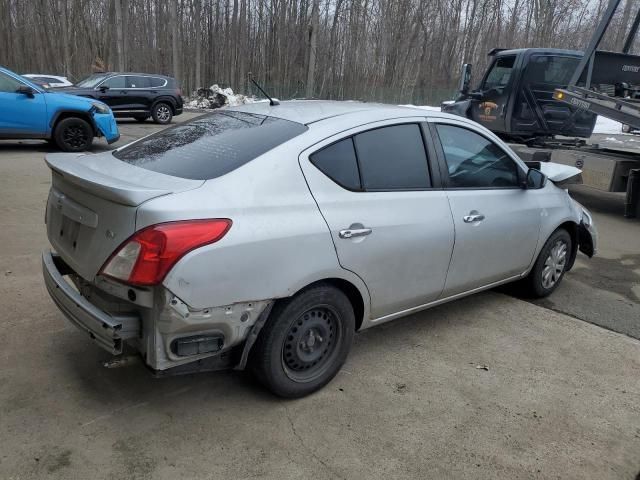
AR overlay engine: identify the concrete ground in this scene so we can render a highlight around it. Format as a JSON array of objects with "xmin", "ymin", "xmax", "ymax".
[{"xmin": 0, "ymin": 113, "xmax": 639, "ymax": 479}]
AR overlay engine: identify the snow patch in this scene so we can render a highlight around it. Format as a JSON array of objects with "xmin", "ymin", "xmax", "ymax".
[
  {"xmin": 186, "ymin": 84, "xmax": 256, "ymax": 109},
  {"xmin": 399, "ymin": 104, "xmax": 441, "ymax": 112},
  {"xmin": 593, "ymin": 115, "xmax": 624, "ymax": 134}
]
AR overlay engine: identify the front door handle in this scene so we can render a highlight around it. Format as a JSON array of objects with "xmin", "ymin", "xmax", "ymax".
[
  {"xmin": 339, "ymin": 227, "xmax": 372, "ymax": 239},
  {"xmin": 463, "ymin": 212, "xmax": 485, "ymax": 223}
]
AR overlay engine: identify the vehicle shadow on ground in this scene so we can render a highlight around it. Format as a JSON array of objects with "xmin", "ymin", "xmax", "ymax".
[{"xmin": 60, "ymin": 292, "xmax": 487, "ymax": 407}]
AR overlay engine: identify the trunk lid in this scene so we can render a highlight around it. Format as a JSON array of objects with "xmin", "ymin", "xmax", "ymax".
[{"xmin": 45, "ymin": 152, "xmax": 204, "ymax": 281}]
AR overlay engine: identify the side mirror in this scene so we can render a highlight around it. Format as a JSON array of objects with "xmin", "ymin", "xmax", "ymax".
[
  {"xmin": 16, "ymin": 85, "xmax": 35, "ymax": 97},
  {"xmin": 458, "ymin": 63, "xmax": 472, "ymax": 95},
  {"xmin": 524, "ymin": 168, "xmax": 546, "ymax": 189}
]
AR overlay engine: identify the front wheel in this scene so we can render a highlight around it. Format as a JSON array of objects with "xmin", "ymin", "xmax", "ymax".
[
  {"xmin": 520, "ymin": 229, "xmax": 572, "ymax": 298},
  {"xmin": 250, "ymin": 284, "xmax": 355, "ymax": 398},
  {"xmin": 151, "ymin": 102, "xmax": 173, "ymax": 124},
  {"xmin": 54, "ymin": 117, "xmax": 93, "ymax": 152}
]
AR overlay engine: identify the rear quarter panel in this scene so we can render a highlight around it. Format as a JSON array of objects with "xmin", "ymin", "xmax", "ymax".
[{"xmin": 136, "ymin": 137, "xmax": 371, "ymax": 315}]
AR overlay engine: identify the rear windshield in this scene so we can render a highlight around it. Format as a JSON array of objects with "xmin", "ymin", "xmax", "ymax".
[{"xmin": 113, "ymin": 111, "xmax": 308, "ymax": 180}]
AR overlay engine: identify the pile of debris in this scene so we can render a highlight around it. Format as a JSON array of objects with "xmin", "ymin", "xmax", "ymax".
[{"xmin": 186, "ymin": 85, "xmax": 254, "ymax": 110}]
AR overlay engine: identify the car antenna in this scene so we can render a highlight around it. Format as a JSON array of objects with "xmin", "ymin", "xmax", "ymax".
[{"xmin": 248, "ymin": 73, "xmax": 279, "ymax": 106}]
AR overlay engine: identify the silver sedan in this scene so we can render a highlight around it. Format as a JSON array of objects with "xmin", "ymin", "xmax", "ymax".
[{"xmin": 42, "ymin": 101, "xmax": 597, "ymax": 397}]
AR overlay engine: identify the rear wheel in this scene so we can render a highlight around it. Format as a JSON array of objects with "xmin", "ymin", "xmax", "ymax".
[
  {"xmin": 520, "ymin": 229, "xmax": 572, "ymax": 298},
  {"xmin": 250, "ymin": 284, "xmax": 354, "ymax": 398},
  {"xmin": 54, "ymin": 117, "xmax": 93, "ymax": 152},
  {"xmin": 151, "ymin": 102, "xmax": 173, "ymax": 124}
]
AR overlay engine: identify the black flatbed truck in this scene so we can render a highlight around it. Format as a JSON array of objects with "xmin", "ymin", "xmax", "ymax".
[{"xmin": 442, "ymin": 0, "xmax": 640, "ymax": 217}]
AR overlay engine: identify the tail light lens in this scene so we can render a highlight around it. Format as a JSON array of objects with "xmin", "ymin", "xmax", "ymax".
[
  {"xmin": 100, "ymin": 219, "xmax": 231, "ymax": 286},
  {"xmin": 176, "ymin": 87, "xmax": 183, "ymax": 97}
]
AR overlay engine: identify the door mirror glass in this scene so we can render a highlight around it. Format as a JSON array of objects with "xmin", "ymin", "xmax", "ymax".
[
  {"xmin": 458, "ymin": 63, "xmax": 472, "ymax": 94},
  {"xmin": 525, "ymin": 168, "xmax": 546, "ymax": 189},
  {"xmin": 16, "ymin": 85, "xmax": 34, "ymax": 96}
]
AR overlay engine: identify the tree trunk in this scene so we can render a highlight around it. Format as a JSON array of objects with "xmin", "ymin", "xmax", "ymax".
[
  {"xmin": 171, "ymin": 0, "xmax": 180, "ymax": 84},
  {"xmin": 306, "ymin": 0, "xmax": 319, "ymax": 98},
  {"xmin": 114, "ymin": 0, "xmax": 125, "ymax": 71},
  {"xmin": 195, "ymin": 0, "xmax": 202, "ymax": 88}
]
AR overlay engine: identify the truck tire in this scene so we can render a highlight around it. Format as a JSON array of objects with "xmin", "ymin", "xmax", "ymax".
[
  {"xmin": 54, "ymin": 117, "xmax": 93, "ymax": 152},
  {"xmin": 519, "ymin": 229, "xmax": 572, "ymax": 298},
  {"xmin": 151, "ymin": 102, "xmax": 173, "ymax": 124},
  {"xmin": 250, "ymin": 284, "xmax": 355, "ymax": 398}
]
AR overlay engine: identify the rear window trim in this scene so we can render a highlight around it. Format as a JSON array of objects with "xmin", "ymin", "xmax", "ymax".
[
  {"xmin": 309, "ymin": 122, "xmax": 437, "ymax": 192},
  {"xmin": 113, "ymin": 110, "xmax": 308, "ymax": 180}
]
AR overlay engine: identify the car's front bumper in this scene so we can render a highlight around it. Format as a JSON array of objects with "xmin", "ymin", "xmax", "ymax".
[
  {"xmin": 91, "ymin": 111, "xmax": 120, "ymax": 143},
  {"xmin": 42, "ymin": 251, "xmax": 139, "ymax": 354}
]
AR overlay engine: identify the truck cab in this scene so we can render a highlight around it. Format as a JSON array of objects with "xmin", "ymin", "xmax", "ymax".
[{"xmin": 442, "ymin": 48, "xmax": 597, "ymax": 141}]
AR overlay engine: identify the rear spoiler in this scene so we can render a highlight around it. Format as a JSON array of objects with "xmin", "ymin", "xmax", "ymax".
[{"xmin": 45, "ymin": 153, "xmax": 203, "ymax": 207}]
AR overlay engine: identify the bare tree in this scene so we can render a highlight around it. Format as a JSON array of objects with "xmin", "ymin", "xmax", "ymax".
[
  {"xmin": 0, "ymin": 0, "xmax": 634, "ymax": 103},
  {"xmin": 114, "ymin": 0, "xmax": 125, "ymax": 71}
]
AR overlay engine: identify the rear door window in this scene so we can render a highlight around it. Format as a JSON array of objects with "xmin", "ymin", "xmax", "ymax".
[
  {"xmin": 126, "ymin": 76, "xmax": 150, "ymax": 88},
  {"xmin": 354, "ymin": 124, "xmax": 431, "ymax": 190},
  {"xmin": 310, "ymin": 138, "xmax": 360, "ymax": 190},
  {"xmin": 524, "ymin": 55, "xmax": 579, "ymax": 86},
  {"xmin": 114, "ymin": 111, "xmax": 308, "ymax": 180}
]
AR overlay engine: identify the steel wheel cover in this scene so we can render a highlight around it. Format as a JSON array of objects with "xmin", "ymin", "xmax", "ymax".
[
  {"xmin": 542, "ymin": 239, "xmax": 567, "ymax": 289},
  {"xmin": 281, "ymin": 305, "xmax": 342, "ymax": 382}
]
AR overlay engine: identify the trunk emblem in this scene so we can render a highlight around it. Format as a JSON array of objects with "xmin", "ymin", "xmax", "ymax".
[{"xmin": 105, "ymin": 229, "xmax": 115, "ymax": 239}]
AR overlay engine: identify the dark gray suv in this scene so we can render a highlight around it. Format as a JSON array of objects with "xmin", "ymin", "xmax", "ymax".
[{"xmin": 61, "ymin": 72, "xmax": 183, "ymax": 124}]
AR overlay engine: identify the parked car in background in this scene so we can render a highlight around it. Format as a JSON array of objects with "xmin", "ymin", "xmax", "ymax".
[
  {"xmin": 42, "ymin": 101, "xmax": 596, "ymax": 397},
  {"xmin": 23, "ymin": 74, "xmax": 74, "ymax": 89},
  {"xmin": 61, "ymin": 72, "xmax": 183, "ymax": 124},
  {"xmin": 0, "ymin": 66, "xmax": 119, "ymax": 151}
]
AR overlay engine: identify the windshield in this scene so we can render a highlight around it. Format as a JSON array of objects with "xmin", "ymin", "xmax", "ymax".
[
  {"xmin": 113, "ymin": 111, "xmax": 308, "ymax": 180},
  {"xmin": 76, "ymin": 74, "xmax": 109, "ymax": 88}
]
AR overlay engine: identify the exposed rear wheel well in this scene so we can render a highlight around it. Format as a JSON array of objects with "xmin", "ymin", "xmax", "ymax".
[{"xmin": 290, "ymin": 279, "xmax": 365, "ymax": 331}]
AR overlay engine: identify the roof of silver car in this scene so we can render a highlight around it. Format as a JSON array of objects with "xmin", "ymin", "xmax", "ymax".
[{"xmin": 231, "ymin": 100, "xmax": 442, "ymax": 125}]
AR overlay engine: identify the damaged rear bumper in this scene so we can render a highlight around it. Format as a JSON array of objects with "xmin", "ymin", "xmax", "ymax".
[{"xmin": 42, "ymin": 251, "xmax": 140, "ymax": 354}]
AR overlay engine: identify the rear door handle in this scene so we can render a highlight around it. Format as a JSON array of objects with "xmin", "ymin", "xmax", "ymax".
[
  {"xmin": 339, "ymin": 228, "xmax": 372, "ymax": 239},
  {"xmin": 463, "ymin": 212, "xmax": 485, "ymax": 223}
]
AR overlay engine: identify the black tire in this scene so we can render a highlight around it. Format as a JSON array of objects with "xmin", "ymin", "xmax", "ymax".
[
  {"xmin": 151, "ymin": 102, "xmax": 173, "ymax": 124},
  {"xmin": 54, "ymin": 117, "xmax": 93, "ymax": 152},
  {"xmin": 134, "ymin": 115, "xmax": 149, "ymax": 122},
  {"xmin": 520, "ymin": 229, "xmax": 572, "ymax": 298},
  {"xmin": 250, "ymin": 284, "xmax": 355, "ymax": 398}
]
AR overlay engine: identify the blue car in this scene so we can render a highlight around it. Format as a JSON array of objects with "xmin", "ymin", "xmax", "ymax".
[{"xmin": 0, "ymin": 66, "xmax": 119, "ymax": 151}]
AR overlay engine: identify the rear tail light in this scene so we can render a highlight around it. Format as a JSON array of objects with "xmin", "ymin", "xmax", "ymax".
[
  {"xmin": 100, "ymin": 219, "xmax": 231, "ymax": 286},
  {"xmin": 176, "ymin": 87, "xmax": 182, "ymax": 97}
]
